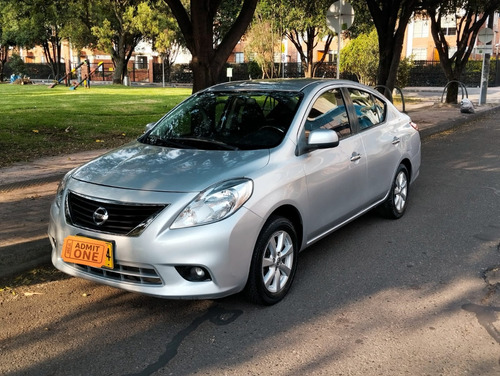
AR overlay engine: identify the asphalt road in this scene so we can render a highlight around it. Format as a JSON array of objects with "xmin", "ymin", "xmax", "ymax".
[{"xmin": 1, "ymin": 111, "xmax": 500, "ymax": 376}]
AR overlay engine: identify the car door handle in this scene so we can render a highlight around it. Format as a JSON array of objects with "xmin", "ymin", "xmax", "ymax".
[
  {"xmin": 350, "ymin": 152, "xmax": 362, "ymax": 162},
  {"xmin": 392, "ymin": 137, "xmax": 401, "ymax": 145}
]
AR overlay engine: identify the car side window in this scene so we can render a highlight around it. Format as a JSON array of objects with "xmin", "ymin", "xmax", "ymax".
[
  {"xmin": 348, "ymin": 88, "xmax": 386, "ymax": 130},
  {"xmin": 305, "ymin": 88, "xmax": 351, "ymax": 139}
]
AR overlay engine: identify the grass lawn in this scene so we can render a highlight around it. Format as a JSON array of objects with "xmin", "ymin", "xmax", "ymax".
[{"xmin": 0, "ymin": 83, "xmax": 191, "ymax": 168}]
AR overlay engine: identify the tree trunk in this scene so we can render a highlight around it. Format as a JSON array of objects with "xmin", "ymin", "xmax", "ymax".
[
  {"xmin": 190, "ymin": 56, "xmax": 218, "ymax": 93},
  {"xmin": 304, "ymin": 59, "xmax": 313, "ymax": 78},
  {"xmin": 111, "ymin": 34, "xmax": 132, "ymax": 85},
  {"xmin": 446, "ymin": 82, "xmax": 459, "ymax": 103},
  {"xmin": 54, "ymin": 38, "xmax": 62, "ymax": 78},
  {"xmin": 112, "ymin": 57, "xmax": 125, "ymax": 84},
  {"xmin": 305, "ymin": 29, "xmax": 316, "ymax": 78},
  {"xmin": 0, "ymin": 47, "xmax": 6, "ymax": 82},
  {"xmin": 376, "ymin": 27, "xmax": 406, "ymax": 94},
  {"xmin": 428, "ymin": 8, "xmax": 460, "ymax": 104},
  {"xmin": 312, "ymin": 34, "xmax": 334, "ymax": 78},
  {"xmin": 165, "ymin": 0, "xmax": 258, "ymax": 93},
  {"xmin": 366, "ymin": 0, "xmax": 417, "ymax": 96},
  {"xmin": 427, "ymin": 5, "xmax": 494, "ymax": 104}
]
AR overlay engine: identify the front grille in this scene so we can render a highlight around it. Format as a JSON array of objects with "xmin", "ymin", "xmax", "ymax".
[
  {"xmin": 67, "ymin": 191, "xmax": 166, "ymax": 236},
  {"xmin": 71, "ymin": 262, "xmax": 163, "ymax": 285}
]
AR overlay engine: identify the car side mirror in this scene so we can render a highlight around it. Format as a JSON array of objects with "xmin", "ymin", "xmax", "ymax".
[
  {"xmin": 144, "ymin": 122, "xmax": 156, "ymax": 133},
  {"xmin": 308, "ymin": 129, "xmax": 339, "ymax": 149},
  {"xmin": 296, "ymin": 128, "xmax": 339, "ymax": 156}
]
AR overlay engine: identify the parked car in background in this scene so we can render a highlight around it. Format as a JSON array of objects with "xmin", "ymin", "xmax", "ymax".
[{"xmin": 49, "ymin": 79, "xmax": 421, "ymax": 305}]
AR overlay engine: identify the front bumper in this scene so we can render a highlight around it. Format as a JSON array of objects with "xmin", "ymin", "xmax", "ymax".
[{"xmin": 48, "ymin": 186, "xmax": 263, "ymax": 300}]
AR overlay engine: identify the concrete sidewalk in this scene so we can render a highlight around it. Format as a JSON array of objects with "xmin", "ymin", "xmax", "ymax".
[{"xmin": 1, "ymin": 95, "xmax": 500, "ymax": 278}]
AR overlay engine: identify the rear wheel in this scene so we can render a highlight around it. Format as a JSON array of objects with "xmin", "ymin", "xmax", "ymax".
[
  {"xmin": 244, "ymin": 216, "xmax": 298, "ymax": 305},
  {"xmin": 380, "ymin": 164, "xmax": 409, "ymax": 219}
]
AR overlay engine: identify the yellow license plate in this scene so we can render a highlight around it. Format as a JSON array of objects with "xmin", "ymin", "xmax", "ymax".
[{"xmin": 62, "ymin": 235, "xmax": 114, "ymax": 269}]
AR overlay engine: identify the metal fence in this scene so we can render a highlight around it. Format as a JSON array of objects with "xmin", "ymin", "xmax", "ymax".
[
  {"xmin": 2, "ymin": 61, "xmax": 150, "ymax": 83},
  {"xmin": 408, "ymin": 60, "xmax": 500, "ymax": 87},
  {"xmin": 151, "ymin": 60, "xmax": 500, "ymax": 87},
  {"xmin": 4, "ymin": 59, "xmax": 500, "ymax": 87}
]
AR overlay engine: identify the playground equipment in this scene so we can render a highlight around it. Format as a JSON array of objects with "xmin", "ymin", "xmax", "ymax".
[
  {"xmin": 70, "ymin": 62, "xmax": 103, "ymax": 90},
  {"xmin": 49, "ymin": 60, "xmax": 88, "ymax": 88}
]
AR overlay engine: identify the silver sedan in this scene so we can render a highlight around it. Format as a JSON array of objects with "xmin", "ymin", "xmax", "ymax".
[{"xmin": 49, "ymin": 79, "xmax": 421, "ymax": 305}]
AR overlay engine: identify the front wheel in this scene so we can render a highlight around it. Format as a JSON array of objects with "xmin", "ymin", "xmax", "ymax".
[
  {"xmin": 244, "ymin": 216, "xmax": 298, "ymax": 305},
  {"xmin": 380, "ymin": 164, "xmax": 409, "ymax": 219}
]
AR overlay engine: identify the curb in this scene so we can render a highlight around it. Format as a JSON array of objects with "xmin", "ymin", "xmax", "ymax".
[
  {"xmin": 0, "ymin": 240, "xmax": 52, "ymax": 278},
  {"xmin": 418, "ymin": 105, "xmax": 500, "ymax": 139},
  {"xmin": 0, "ymin": 174, "xmax": 65, "ymax": 193}
]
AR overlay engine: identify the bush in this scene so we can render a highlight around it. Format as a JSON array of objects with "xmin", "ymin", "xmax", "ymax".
[
  {"xmin": 248, "ymin": 61, "xmax": 261, "ymax": 80},
  {"xmin": 396, "ymin": 56, "xmax": 414, "ymax": 88},
  {"xmin": 8, "ymin": 54, "xmax": 27, "ymax": 76},
  {"xmin": 340, "ymin": 29, "xmax": 378, "ymax": 85}
]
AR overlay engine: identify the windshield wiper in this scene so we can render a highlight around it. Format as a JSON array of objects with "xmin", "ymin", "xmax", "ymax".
[
  {"xmin": 143, "ymin": 135, "xmax": 188, "ymax": 149},
  {"xmin": 173, "ymin": 137, "xmax": 239, "ymax": 151}
]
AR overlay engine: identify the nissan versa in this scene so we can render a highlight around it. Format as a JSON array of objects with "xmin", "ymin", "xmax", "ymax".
[{"xmin": 49, "ymin": 79, "xmax": 421, "ymax": 305}]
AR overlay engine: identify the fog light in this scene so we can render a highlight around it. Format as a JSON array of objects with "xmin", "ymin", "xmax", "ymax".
[
  {"xmin": 175, "ymin": 266, "xmax": 212, "ymax": 282},
  {"xmin": 191, "ymin": 267, "xmax": 205, "ymax": 279}
]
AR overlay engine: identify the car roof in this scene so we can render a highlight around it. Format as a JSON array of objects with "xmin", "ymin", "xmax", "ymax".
[{"xmin": 205, "ymin": 78, "xmax": 368, "ymax": 94}]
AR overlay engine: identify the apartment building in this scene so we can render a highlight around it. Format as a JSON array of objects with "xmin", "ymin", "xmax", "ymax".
[{"xmin": 403, "ymin": 12, "xmax": 500, "ymax": 61}]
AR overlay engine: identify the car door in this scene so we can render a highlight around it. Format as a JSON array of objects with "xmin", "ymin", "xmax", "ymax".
[
  {"xmin": 301, "ymin": 87, "xmax": 368, "ymax": 242},
  {"xmin": 346, "ymin": 88, "xmax": 403, "ymax": 203}
]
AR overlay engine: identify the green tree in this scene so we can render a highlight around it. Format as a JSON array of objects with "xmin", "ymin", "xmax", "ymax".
[
  {"xmin": 63, "ymin": 1, "xmax": 98, "ymax": 51},
  {"xmin": 164, "ymin": 0, "xmax": 258, "ymax": 92},
  {"xmin": 0, "ymin": 44, "xmax": 6, "ymax": 82},
  {"xmin": 352, "ymin": 0, "xmax": 420, "ymax": 94},
  {"xmin": 7, "ymin": 53, "xmax": 26, "ymax": 75},
  {"xmin": 347, "ymin": 0, "xmax": 374, "ymax": 38},
  {"xmin": 1, "ymin": 0, "xmax": 76, "ymax": 79},
  {"xmin": 277, "ymin": 0, "xmax": 335, "ymax": 78},
  {"xmin": 244, "ymin": 3, "xmax": 281, "ymax": 78},
  {"xmin": 91, "ymin": 0, "xmax": 160, "ymax": 84},
  {"xmin": 340, "ymin": 29, "xmax": 379, "ymax": 85},
  {"xmin": 150, "ymin": 2, "xmax": 185, "ymax": 82},
  {"xmin": 424, "ymin": 0, "xmax": 500, "ymax": 103},
  {"xmin": 65, "ymin": 0, "xmax": 181, "ymax": 84},
  {"xmin": 340, "ymin": 28, "xmax": 414, "ymax": 88},
  {"xmin": 341, "ymin": 27, "xmax": 414, "ymax": 90},
  {"xmin": 0, "ymin": 1, "xmax": 16, "ymax": 81}
]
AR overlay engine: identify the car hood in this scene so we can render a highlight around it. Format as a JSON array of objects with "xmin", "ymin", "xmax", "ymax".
[{"xmin": 72, "ymin": 142, "xmax": 270, "ymax": 192}]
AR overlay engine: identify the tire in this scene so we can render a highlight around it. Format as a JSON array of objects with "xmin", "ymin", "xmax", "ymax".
[
  {"xmin": 244, "ymin": 216, "xmax": 298, "ymax": 305},
  {"xmin": 380, "ymin": 164, "xmax": 409, "ymax": 219}
]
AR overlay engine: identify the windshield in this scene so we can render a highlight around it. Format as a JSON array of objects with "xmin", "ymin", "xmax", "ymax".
[{"xmin": 141, "ymin": 91, "xmax": 303, "ymax": 150}]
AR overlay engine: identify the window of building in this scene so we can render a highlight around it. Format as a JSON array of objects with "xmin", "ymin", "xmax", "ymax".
[
  {"xmin": 447, "ymin": 47, "xmax": 457, "ymax": 58},
  {"xmin": 235, "ymin": 52, "xmax": 244, "ymax": 63},
  {"xmin": 441, "ymin": 16, "xmax": 457, "ymax": 36},
  {"xmin": 443, "ymin": 26, "xmax": 457, "ymax": 36},
  {"xmin": 412, "ymin": 48, "xmax": 427, "ymax": 60},
  {"xmin": 413, "ymin": 19, "xmax": 429, "ymax": 38},
  {"xmin": 135, "ymin": 56, "xmax": 148, "ymax": 69}
]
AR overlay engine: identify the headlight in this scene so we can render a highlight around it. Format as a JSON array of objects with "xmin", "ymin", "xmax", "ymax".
[
  {"xmin": 171, "ymin": 178, "xmax": 253, "ymax": 229},
  {"xmin": 55, "ymin": 169, "xmax": 75, "ymax": 208}
]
